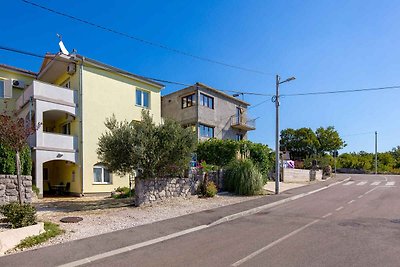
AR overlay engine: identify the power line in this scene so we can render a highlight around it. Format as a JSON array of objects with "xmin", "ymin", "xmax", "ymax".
[
  {"xmin": 282, "ymin": 85, "xmax": 400, "ymax": 97},
  {"xmin": 21, "ymin": 0, "xmax": 274, "ymax": 76}
]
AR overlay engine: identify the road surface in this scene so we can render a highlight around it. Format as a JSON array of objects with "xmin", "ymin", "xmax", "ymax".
[{"xmin": 2, "ymin": 174, "xmax": 400, "ymax": 267}]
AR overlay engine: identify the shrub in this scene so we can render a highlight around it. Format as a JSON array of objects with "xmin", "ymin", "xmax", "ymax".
[
  {"xmin": 224, "ymin": 159, "xmax": 263, "ymax": 195},
  {"xmin": 17, "ymin": 222, "xmax": 64, "ymax": 249},
  {"xmin": 112, "ymin": 186, "xmax": 134, "ymax": 199},
  {"xmin": 32, "ymin": 185, "xmax": 40, "ymax": 197},
  {"xmin": 196, "ymin": 139, "xmax": 273, "ymax": 176},
  {"xmin": 205, "ymin": 181, "xmax": 217, "ymax": 197},
  {"xmin": 0, "ymin": 144, "xmax": 32, "ymax": 175},
  {"xmin": 0, "ymin": 202, "xmax": 37, "ymax": 228}
]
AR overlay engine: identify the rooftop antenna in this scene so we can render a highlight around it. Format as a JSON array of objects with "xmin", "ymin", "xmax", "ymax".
[{"xmin": 57, "ymin": 33, "xmax": 69, "ymax": 55}]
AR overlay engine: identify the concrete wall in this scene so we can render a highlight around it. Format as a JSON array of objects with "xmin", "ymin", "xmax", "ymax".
[
  {"xmin": 161, "ymin": 84, "xmax": 251, "ymax": 141},
  {"xmin": 0, "ymin": 175, "xmax": 33, "ymax": 204},
  {"xmin": 283, "ymin": 169, "xmax": 322, "ymax": 183}
]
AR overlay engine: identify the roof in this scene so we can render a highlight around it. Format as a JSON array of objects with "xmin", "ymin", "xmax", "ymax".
[
  {"xmin": 40, "ymin": 53, "xmax": 164, "ymax": 89},
  {"xmin": 167, "ymin": 82, "xmax": 250, "ymax": 106},
  {"xmin": 0, "ymin": 64, "xmax": 37, "ymax": 77}
]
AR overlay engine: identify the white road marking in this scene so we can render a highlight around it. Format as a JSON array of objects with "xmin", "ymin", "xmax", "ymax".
[
  {"xmin": 58, "ymin": 225, "xmax": 208, "ymax": 267},
  {"xmin": 357, "ymin": 181, "xmax": 367, "ymax": 186},
  {"xmin": 348, "ymin": 200, "xmax": 355, "ymax": 204},
  {"xmin": 58, "ymin": 179, "xmax": 349, "ymax": 267},
  {"xmin": 358, "ymin": 195, "xmax": 363, "ymax": 199},
  {"xmin": 371, "ymin": 181, "xmax": 381, "ymax": 186},
  {"xmin": 364, "ymin": 187, "xmax": 379, "ymax": 195},
  {"xmin": 322, "ymin": 213, "xmax": 332, "ymax": 218},
  {"xmin": 343, "ymin": 181, "xmax": 354, "ymax": 186},
  {"xmin": 231, "ymin": 219, "xmax": 320, "ymax": 266},
  {"xmin": 386, "ymin": 182, "xmax": 395, "ymax": 186},
  {"xmin": 335, "ymin": 206, "xmax": 344, "ymax": 211}
]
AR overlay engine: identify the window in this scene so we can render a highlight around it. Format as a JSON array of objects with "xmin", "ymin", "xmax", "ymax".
[
  {"xmin": 236, "ymin": 134, "xmax": 244, "ymax": 141},
  {"xmin": 0, "ymin": 80, "xmax": 4, "ymax": 98},
  {"xmin": 199, "ymin": 124, "xmax": 214, "ymax": 138},
  {"xmin": 136, "ymin": 89, "xmax": 150, "ymax": 108},
  {"xmin": 62, "ymin": 123, "xmax": 71, "ymax": 135},
  {"xmin": 182, "ymin": 94, "xmax": 196, "ymax": 109},
  {"xmin": 0, "ymin": 79, "xmax": 11, "ymax": 98},
  {"xmin": 200, "ymin": 93, "xmax": 214, "ymax": 109},
  {"xmin": 93, "ymin": 165, "xmax": 111, "ymax": 184}
]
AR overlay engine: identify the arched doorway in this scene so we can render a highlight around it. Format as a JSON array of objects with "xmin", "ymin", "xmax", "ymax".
[{"xmin": 43, "ymin": 159, "xmax": 79, "ymax": 196}]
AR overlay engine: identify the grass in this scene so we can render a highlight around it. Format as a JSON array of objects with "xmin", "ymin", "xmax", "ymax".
[{"xmin": 16, "ymin": 222, "xmax": 65, "ymax": 249}]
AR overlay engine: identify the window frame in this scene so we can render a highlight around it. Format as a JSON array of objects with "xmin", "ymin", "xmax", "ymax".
[
  {"xmin": 0, "ymin": 79, "xmax": 4, "ymax": 99},
  {"xmin": 200, "ymin": 93, "xmax": 214, "ymax": 109},
  {"xmin": 136, "ymin": 89, "xmax": 150, "ymax": 108},
  {"xmin": 181, "ymin": 93, "xmax": 196, "ymax": 109},
  {"xmin": 199, "ymin": 124, "xmax": 214, "ymax": 138},
  {"xmin": 93, "ymin": 165, "xmax": 112, "ymax": 184}
]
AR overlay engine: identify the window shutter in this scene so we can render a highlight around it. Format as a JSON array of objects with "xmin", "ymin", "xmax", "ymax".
[{"xmin": 3, "ymin": 79, "xmax": 12, "ymax": 98}]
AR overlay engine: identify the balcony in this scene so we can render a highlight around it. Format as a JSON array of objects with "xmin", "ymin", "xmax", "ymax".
[
  {"xmin": 16, "ymin": 80, "xmax": 77, "ymax": 110},
  {"xmin": 230, "ymin": 115, "xmax": 256, "ymax": 131},
  {"xmin": 36, "ymin": 132, "xmax": 78, "ymax": 152}
]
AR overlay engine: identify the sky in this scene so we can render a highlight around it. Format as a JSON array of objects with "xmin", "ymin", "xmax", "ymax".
[{"xmin": 1, "ymin": 0, "xmax": 399, "ymax": 154}]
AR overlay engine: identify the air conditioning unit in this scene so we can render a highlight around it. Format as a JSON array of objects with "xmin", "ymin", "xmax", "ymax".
[
  {"xmin": 67, "ymin": 63, "xmax": 76, "ymax": 75},
  {"xmin": 12, "ymin": 79, "xmax": 26, "ymax": 89}
]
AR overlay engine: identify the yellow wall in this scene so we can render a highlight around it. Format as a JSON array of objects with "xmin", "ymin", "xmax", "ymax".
[
  {"xmin": 43, "ymin": 160, "xmax": 81, "ymax": 193},
  {"xmin": 81, "ymin": 65, "xmax": 162, "ymax": 193},
  {"xmin": 0, "ymin": 68, "xmax": 35, "ymax": 111}
]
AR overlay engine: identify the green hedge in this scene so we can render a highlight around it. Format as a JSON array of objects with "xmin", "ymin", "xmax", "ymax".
[
  {"xmin": 0, "ymin": 144, "xmax": 32, "ymax": 175},
  {"xmin": 196, "ymin": 139, "xmax": 273, "ymax": 176}
]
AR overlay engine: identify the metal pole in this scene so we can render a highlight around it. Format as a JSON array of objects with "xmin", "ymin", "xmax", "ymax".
[
  {"xmin": 275, "ymin": 75, "xmax": 280, "ymax": 194},
  {"xmin": 375, "ymin": 131, "xmax": 378, "ymax": 174}
]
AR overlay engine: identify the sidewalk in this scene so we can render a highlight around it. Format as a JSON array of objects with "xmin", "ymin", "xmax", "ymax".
[{"xmin": 1, "ymin": 176, "xmax": 347, "ymax": 267}]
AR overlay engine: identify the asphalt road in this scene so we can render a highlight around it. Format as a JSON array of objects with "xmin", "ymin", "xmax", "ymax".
[{"xmin": 2, "ymin": 174, "xmax": 400, "ymax": 267}]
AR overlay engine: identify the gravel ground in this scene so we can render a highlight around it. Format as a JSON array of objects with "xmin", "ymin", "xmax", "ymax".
[{"xmin": 10, "ymin": 193, "xmax": 264, "ymax": 253}]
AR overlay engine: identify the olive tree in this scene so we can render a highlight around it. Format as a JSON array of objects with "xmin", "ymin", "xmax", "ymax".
[{"xmin": 97, "ymin": 110, "xmax": 197, "ymax": 179}]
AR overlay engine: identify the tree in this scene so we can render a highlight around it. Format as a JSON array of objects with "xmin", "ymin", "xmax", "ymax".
[
  {"xmin": 315, "ymin": 126, "xmax": 346, "ymax": 155},
  {"xmin": 0, "ymin": 110, "xmax": 38, "ymax": 204},
  {"xmin": 280, "ymin": 127, "xmax": 319, "ymax": 159},
  {"xmin": 97, "ymin": 110, "xmax": 197, "ymax": 179}
]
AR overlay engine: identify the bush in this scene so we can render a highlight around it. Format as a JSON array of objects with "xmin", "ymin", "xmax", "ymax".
[
  {"xmin": 0, "ymin": 202, "xmax": 37, "ymax": 228},
  {"xmin": 196, "ymin": 139, "xmax": 273, "ymax": 176},
  {"xmin": 205, "ymin": 181, "xmax": 217, "ymax": 197},
  {"xmin": 17, "ymin": 222, "xmax": 64, "ymax": 249},
  {"xmin": 112, "ymin": 186, "xmax": 134, "ymax": 199},
  {"xmin": 0, "ymin": 144, "xmax": 32, "ymax": 175},
  {"xmin": 224, "ymin": 159, "xmax": 263, "ymax": 195},
  {"xmin": 32, "ymin": 185, "xmax": 40, "ymax": 197}
]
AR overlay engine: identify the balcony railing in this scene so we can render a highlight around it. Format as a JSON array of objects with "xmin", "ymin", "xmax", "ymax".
[
  {"xmin": 36, "ymin": 132, "xmax": 78, "ymax": 152},
  {"xmin": 230, "ymin": 115, "xmax": 256, "ymax": 131},
  {"xmin": 16, "ymin": 80, "xmax": 77, "ymax": 109}
]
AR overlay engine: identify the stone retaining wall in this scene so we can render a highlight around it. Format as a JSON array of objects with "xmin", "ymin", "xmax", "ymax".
[
  {"xmin": 0, "ymin": 175, "xmax": 33, "ymax": 204},
  {"xmin": 135, "ymin": 177, "xmax": 200, "ymax": 206}
]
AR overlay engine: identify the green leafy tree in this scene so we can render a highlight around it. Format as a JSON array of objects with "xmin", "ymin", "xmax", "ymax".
[
  {"xmin": 316, "ymin": 126, "xmax": 346, "ymax": 155},
  {"xmin": 280, "ymin": 127, "xmax": 319, "ymax": 159},
  {"xmin": 97, "ymin": 110, "xmax": 197, "ymax": 179}
]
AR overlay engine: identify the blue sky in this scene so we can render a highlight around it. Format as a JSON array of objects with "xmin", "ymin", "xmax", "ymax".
[{"xmin": 2, "ymin": 0, "xmax": 399, "ymax": 153}]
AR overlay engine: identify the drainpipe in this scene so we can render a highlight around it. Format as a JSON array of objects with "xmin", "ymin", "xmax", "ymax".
[
  {"xmin": 195, "ymin": 85, "xmax": 199, "ymax": 141},
  {"xmin": 79, "ymin": 57, "xmax": 84, "ymax": 196}
]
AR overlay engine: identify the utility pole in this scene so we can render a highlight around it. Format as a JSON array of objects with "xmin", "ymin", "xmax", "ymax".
[
  {"xmin": 275, "ymin": 75, "xmax": 280, "ymax": 194},
  {"xmin": 274, "ymin": 75, "xmax": 295, "ymax": 194},
  {"xmin": 375, "ymin": 131, "xmax": 378, "ymax": 175}
]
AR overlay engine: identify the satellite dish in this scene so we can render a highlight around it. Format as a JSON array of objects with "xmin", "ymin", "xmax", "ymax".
[{"xmin": 57, "ymin": 33, "xmax": 69, "ymax": 55}]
